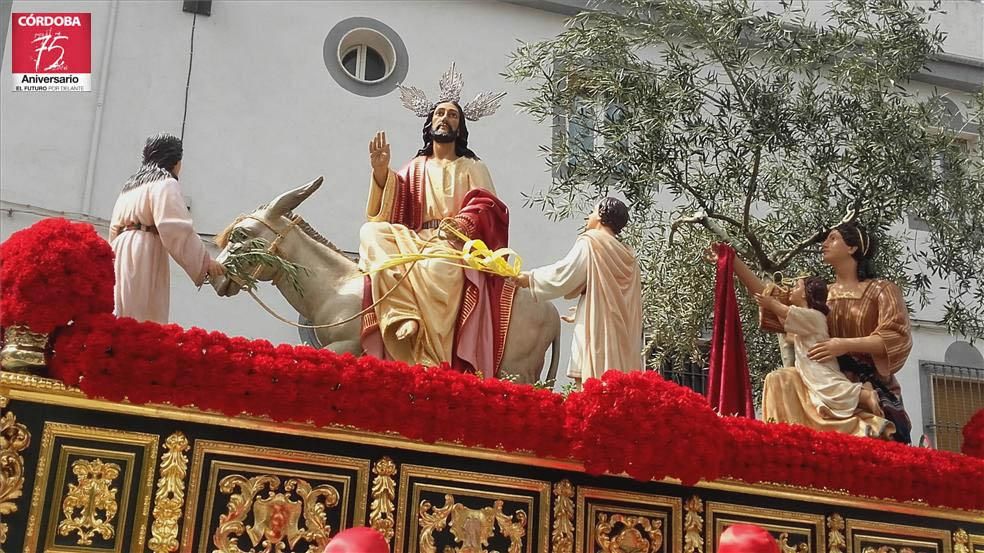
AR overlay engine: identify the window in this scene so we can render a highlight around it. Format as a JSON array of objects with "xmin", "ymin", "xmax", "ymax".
[
  {"xmin": 568, "ymin": 99, "xmax": 597, "ymax": 154},
  {"xmin": 341, "ymin": 44, "xmax": 386, "ymax": 82},
  {"xmin": 336, "ymin": 28, "xmax": 395, "ymax": 83},
  {"xmin": 911, "ymin": 135, "xmax": 975, "ymax": 232},
  {"xmin": 921, "ymin": 361, "xmax": 984, "ymax": 452},
  {"xmin": 324, "ymin": 18, "xmax": 407, "ymax": 97}
]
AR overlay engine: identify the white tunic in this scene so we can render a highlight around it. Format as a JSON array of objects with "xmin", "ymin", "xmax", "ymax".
[
  {"xmin": 109, "ymin": 177, "xmax": 208, "ymax": 323},
  {"xmin": 528, "ymin": 229, "xmax": 643, "ymax": 380}
]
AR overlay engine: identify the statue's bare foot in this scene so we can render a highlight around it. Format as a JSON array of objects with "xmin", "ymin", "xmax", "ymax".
[{"xmin": 395, "ymin": 320, "xmax": 418, "ymax": 341}]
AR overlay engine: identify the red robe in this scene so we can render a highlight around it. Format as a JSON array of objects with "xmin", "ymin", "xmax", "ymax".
[{"xmin": 361, "ymin": 156, "xmax": 515, "ymax": 375}]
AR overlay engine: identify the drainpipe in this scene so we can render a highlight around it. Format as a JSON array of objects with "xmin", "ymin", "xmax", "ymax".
[{"xmin": 81, "ymin": 0, "xmax": 121, "ymax": 214}]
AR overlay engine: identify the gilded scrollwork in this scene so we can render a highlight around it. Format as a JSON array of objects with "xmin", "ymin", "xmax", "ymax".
[
  {"xmin": 370, "ymin": 457, "xmax": 397, "ymax": 546},
  {"xmin": 778, "ymin": 532, "xmax": 810, "ymax": 553},
  {"xmin": 551, "ymin": 480, "xmax": 574, "ymax": 553},
  {"xmin": 861, "ymin": 547, "xmax": 917, "ymax": 553},
  {"xmin": 954, "ymin": 529, "xmax": 971, "ymax": 553},
  {"xmin": 684, "ymin": 496, "xmax": 704, "ymax": 553},
  {"xmin": 0, "ymin": 325, "xmax": 48, "ymax": 372},
  {"xmin": 595, "ymin": 512, "xmax": 663, "ymax": 553},
  {"xmin": 418, "ymin": 493, "xmax": 527, "ymax": 553},
  {"xmin": 56, "ymin": 458, "xmax": 122, "ymax": 545},
  {"xmin": 213, "ymin": 474, "xmax": 340, "ymax": 553},
  {"xmin": 827, "ymin": 514, "xmax": 846, "ymax": 553},
  {"xmin": 0, "ymin": 395, "xmax": 31, "ymax": 547},
  {"xmin": 149, "ymin": 431, "xmax": 190, "ymax": 553}
]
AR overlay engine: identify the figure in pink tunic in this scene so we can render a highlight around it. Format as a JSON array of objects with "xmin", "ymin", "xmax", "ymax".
[{"xmin": 109, "ymin": 133, "xmax": 224, "ymax": 323}]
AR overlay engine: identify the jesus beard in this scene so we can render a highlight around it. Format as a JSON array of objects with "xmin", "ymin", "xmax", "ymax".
[{"xmin": 431, "ymin": 126, "xmax": 458, "ymax": 144}]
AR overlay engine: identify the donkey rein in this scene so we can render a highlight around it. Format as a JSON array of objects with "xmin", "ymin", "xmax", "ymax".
[
  {"xmin": 242, "ymin": 261, "xmax": 418, "ymax": 330},
  {"xmin": 237, "ymin": 219, "xmax": 450, "ymax": 330}
]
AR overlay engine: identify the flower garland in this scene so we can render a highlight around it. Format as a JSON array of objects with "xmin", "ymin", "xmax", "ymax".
[
  {"xmin": 0, "ymin": 218, "xmax": 114, "ymax": 333},
  {"xmin": 47, "ymin": 313, "xmax": 984, "ymax": 511},
  {"xmin": 49, "ymin": 313, "xmax": 570, "ymax": 458},
  {"xmin": 963, "ymin": 408, "xmax": 984, "ymax": 459},
  {"xmin": 720, "ymin": 416, "xmax": 984, "ymax": 510},
  {"xmin": 565, "ymin": 370, "xmax": 726, "ymax": 485}
]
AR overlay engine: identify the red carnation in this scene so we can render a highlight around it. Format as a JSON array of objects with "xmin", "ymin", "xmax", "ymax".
[
  {"xmin": 1, "ymin": 218, "xmax": 114, "ymax": 333},
  {"xmin": 963, "ymin": 408, "xmax": 984, "ymax": 459},
  {"xmin": 566, "ymin": 370, "xmax": 727, "ymax": 485}
]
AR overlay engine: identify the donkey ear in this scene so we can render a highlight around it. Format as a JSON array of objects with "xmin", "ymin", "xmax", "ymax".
[{"xmin": 267, "ymin": 176, "xmax": 324, "ymax": 216}]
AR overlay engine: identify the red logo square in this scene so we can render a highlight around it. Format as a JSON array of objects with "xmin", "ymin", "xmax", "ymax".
[{"xmin": 11, "ymin": 13, "xmax": 91, "ymax": 91}]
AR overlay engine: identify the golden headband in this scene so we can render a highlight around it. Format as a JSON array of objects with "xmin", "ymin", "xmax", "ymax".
[{"xmin": 772, "ymin": 271, "xmax": 814, "ymax": 287}]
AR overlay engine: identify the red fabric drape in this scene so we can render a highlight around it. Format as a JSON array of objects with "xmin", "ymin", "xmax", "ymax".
[{"xmin": 706, "ymin": 244, "xmax": 755, "ymax": 418}]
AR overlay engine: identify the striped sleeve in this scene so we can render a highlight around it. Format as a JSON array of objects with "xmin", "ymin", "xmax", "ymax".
[{"xmin": 872, "ymin": 280, "xmax": 912, "ymax": 375}]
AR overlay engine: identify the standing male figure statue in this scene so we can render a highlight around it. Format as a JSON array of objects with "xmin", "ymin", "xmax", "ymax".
[
  {"xmin": 359, "ymin": 64, "xmax": 514, "ymax": 375},
  {"xmin": 513, "ymin": 198, "xmax": 643, "ymax": 386}
]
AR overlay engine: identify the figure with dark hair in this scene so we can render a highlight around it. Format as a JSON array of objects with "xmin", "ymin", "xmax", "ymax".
[
  {"xmin": 724, "ymin": 220, "xmax": 913, "ymax": 442},
  {"xmin": 512, "ymin": 198, "xmax": 642, "ymax": 385},
  {"xmin": 754, "ymin": 276, "xmax": 882, "ymax": 421},
  {"xmin": 109, "ymin": 132, "xmax": 224, "ymax": 323},
  {"xmin": 359, "ymin": 65, "xmax": 512, "ymax": 374}
]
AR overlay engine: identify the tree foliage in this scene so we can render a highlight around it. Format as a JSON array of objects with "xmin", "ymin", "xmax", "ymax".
[{"xmin": 506, "ymin": 0, "xmax": 984, "ymax": 385}]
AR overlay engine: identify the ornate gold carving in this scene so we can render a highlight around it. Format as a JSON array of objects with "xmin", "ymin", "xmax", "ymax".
[
  {"xmin": 395, "ymin": 464, "xmax": 550, "ymax": 553},
  {"xmin": 212, "ymin": 474, "xmax": 340, "ymax": 553},
  {"xmin": 706, "ymin": 502, "xmax": 825, "ymax": 553},
  {"xmin": 697, "ymin": 478, "xmax": 980, "ymax": 524},
  {"xmin": 418, "ymin": 493, "xmax": 527, "ymax": 553},
  {"xmin": 574, "ymin": 488, "xmax": 681, "ymax": 553},
  {"xmin": 182, "ymin": 440, "xmax": 369, "ymax": 553},
  {"xmin": 954, "ymin": 529, "xmax": 971, "ymax": 553},
  {"xmin": 551, "ymin": 480, "xmax": 574, "ymax": 553},
  {"xmin": 24, "ymin": 423, "xmax": 159, "ymax": 553},
  {"xmin": 3, "ymin": 379, "xmax": 976, "ymax": 526},
  {"xmin": 778, "ymin": 532, "xmax": 810, "ymax": 553},
  {"xmin": 0, "ymin": 325, "xmax": 48, "ymax": 373},
  {"xmin": 684, "ymin": 496, "xmax": 704, "ymax": 553},
  {"xmin": 370, "ymin": 456, "xmax": 397, "ymax": 546},
  {"xmin": 0, "ymin": 395, "xmax": 31, "ymax": 547},
  {"xmin": 595, "ymin": 512, "xmax": 663, "ymax": 553},
  {"xmin": 56, "ymin": 458, "xmax": 122, "ymax": 545},
  {"xmin": 149, "ymin": 431, "xmax": 190, "ymax": 553},
  {"xmin": 846, "ymin": 520, "xmax": 949, "ymax": 553},
  {"xmin": 827, "ymin": 514, "xmax": 846, "ymax": 553}
]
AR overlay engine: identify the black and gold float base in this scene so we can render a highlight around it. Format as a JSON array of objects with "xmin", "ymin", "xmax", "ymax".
[{"xmin": 1, "ymin": 373, "xmax": 981, "ymax": 553}]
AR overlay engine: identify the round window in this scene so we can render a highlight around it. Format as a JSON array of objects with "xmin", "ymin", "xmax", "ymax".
[{"xmin": 337, "ymin": 28, "xmax": 396, "ymax": 83}]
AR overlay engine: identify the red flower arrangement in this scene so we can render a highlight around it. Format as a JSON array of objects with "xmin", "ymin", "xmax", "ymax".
[
  {"xmin": 48, "ymin": 313, "xmax": 570, "ymax": 458},
  {"xmin": 49, "ymin": 314, "xmax": 984, "ymax": 510},
  {"xmin": 963, "ymin": 408, "xmax": 984, "ymax": 459},
  {"xmin": 565, "ymin": 370, "xmax": 726, "ymax": 485},
  {"xmin": 719, "ymin": 416, "xmax": 984, "ymax": 510},
  {"xmin": 0, "ymin": 218, "xmax": 114, "ymax": 333}
]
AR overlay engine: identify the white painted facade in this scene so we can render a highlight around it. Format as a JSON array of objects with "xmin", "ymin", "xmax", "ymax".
[{"xmin": 1, "ymin": 0, "xmax": 982, "ymax": 444}]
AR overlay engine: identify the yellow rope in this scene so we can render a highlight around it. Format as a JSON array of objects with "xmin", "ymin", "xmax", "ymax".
[{"xmin": 363, "ymin": 220, "xmax": 522, "ymax": 278}]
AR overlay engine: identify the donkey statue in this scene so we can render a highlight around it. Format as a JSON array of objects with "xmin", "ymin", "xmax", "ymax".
[{"xmin": 210, "ymin": 177, "xmax": 561, "ymax": 384}]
